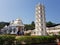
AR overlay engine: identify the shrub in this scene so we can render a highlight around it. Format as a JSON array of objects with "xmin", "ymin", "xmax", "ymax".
[
  {"xmin": 31, "ymin": 36, "xmax": 56, "ymax": 43},
  {"xmin": 0, "ymin": 35, "xmax": 57, "ymax": 45},
  {"xmin": 16, "ymin": 36, "xmax": 56, "ymax": 44},
  {"xmin": 0, "ymin": 35, "xmax": 15, "ymax": 45},
  {"xmin": 16, "ymin": 36, "xmax": 32, "ymax": 45}
]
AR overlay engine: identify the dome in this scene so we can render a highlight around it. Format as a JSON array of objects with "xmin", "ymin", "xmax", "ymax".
[
  {"xmin": 13, "ymin": 18, "xmax": 24, "ymax": 26},
  {"xmin": 16, "ymin": 18, "xmax": 21, "ymax": 21}
]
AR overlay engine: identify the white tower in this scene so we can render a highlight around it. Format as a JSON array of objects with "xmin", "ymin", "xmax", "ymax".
[{"xmin": 35, "ymin": 3, "xmax": 47, "ymax": 36}]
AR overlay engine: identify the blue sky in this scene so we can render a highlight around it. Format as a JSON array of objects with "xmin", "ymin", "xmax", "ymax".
[{"xmin": 0, "ymin": 0, "xmax": 60, "ymax": 24}]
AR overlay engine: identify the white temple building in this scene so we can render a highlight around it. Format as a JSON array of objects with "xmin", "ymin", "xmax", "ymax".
[
  {"xmin": 46, "ymin": 24, "xmax": 60, "ymax": 35},
  {"xmin": 1, "ymin": 18, "xmax": 24, "ymax": 35}
]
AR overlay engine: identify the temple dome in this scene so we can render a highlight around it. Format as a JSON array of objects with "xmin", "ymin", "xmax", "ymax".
[
  {"xmin": 16, "ymin": 18, "xmax": 21, "ymax": 21},
  {"xmin": 10, "ymin": 18, "xmax": 24, "ymax": 26}
]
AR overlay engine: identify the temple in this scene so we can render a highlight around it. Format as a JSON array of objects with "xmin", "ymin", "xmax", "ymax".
[{"xmin": 1, "ymin": 18, "xmax": 24, "ymax": 35}]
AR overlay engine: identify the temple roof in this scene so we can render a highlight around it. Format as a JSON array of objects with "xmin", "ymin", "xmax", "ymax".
[{"xmin": 10, "ymin": 18, "xmax": 24, "ymax": 27}]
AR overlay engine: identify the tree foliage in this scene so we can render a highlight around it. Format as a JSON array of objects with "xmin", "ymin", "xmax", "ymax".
[
  {"xmin": 0, "ymin": 22, "xmax": 9, "ymax": 29},
  {"xmin": 46, "ymin": 21, "xmax": 55, "ymax": 27},
  {"xmin": 24, "ymin": 21, "xmax": 35, "ymax": 30}
]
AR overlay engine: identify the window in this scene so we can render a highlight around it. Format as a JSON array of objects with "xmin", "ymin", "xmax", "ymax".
[
  {"xmin": 34, "ymin": 32, "xmax": 36, "ymax": 34},
  {"xmin": 38, "ymin": 11, "xmax": 40, "ymax": 13},
  {"xmin": 38, "ymin": 7, "xmax": 40, "ymax": 9}
]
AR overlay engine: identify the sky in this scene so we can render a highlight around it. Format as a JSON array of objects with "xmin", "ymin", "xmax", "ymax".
[{"xmin": 0, "ymin": 0, "xmax": 60, "ymax": 24}]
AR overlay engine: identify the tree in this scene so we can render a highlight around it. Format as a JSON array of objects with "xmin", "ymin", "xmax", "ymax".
[
  {"xmin": 46, "ymin": 21, "xmax": 55, "ymax": 27},
  {"xmin": 0, "ymin": 22, "xmax": 9, "ymax": 29},
  {"xmin": 31, "ymin": 21, "xmax": 35, "ymax": 30},
  {"xmin": 24, "ymin": 21, "xmax": 35, "ymax": 30}
]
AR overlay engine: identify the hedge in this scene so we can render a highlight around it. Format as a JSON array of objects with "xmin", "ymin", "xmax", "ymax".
[
  {"xmin": 0, "ymin": 35, "xmax": 59, "ymax": 45},
  {"xmin": 0, "ymin": 35, "xmax": 15, "ymax": 45},
  {"xmin": 16, "ymin": 36, "xmax": 56, "ymax": 45}
]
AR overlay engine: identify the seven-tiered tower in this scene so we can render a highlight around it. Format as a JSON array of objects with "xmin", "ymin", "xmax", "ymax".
[{"xmin": 35, "ymin": 3, "xmax": 47, "ymax": 35}]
